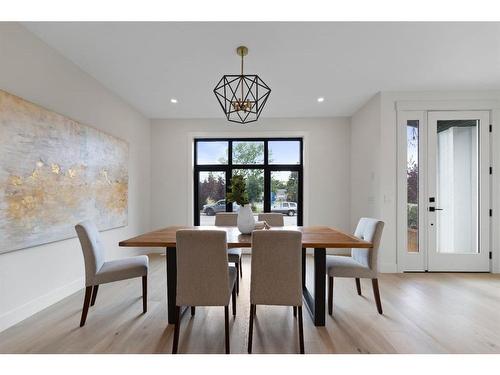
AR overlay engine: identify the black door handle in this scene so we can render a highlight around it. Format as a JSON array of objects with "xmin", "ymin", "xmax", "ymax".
[{"xmin": 429, "ymin": 207, "xmax": 444, "ymax": 212}]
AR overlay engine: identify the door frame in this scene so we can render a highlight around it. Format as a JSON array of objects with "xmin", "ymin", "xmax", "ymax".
[{"xmin": 397, "ymin": 102, "xmax": 497, "ymax": 273}]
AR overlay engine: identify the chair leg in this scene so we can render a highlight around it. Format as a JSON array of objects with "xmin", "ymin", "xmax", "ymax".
[
  {"xmin": 355, "ymin": 278, "xmax": 362, "ymax": 296},
  {"xmin": 235, "ymin": 263, "xmax": 240, "ymax": 295},
  {"xmin": 79, "ymin": 286, "xmax": 93, "ymax": 327},
  {"xmin": 142, "ymin": 276, "xmax": 147, "ymax": 313},
  {"xmin": 248, "ymin": 304, "xmax": 255, "ymax": 353},
  {"xmin": 293, "ymin": 306, "xmax": 297, "ymax": 317},
  {"xmin": 191, "ymin": 306, "xmax": 196, "ymax": 316},
  {"xmin": 298, "ymin": 306, "xmax": 305, "ymax": 354},
  {"xmin": 372, "ymin": 278, "xmax": 383, "ymax": 314},
  {"xmin": 90, "ymin": 285, "xmax": 99, "ymax": 306},
  {"xmin": 172, "ymin": 306, "xmax": 181, "ymax": 354},
  {"xmin": 239, "ymin": 256, "xmax": 243, "ymax": 278},
  {"xmin": 232, "ymin": 285, "xmax": 237, "ymax": 316},
  {"xmin": 328, "ymin": 277, "xmax": 333, "ymax": 315},
  {"xmin": 224, "ymin": 305, "xmax": 230, "ymax": 354}
]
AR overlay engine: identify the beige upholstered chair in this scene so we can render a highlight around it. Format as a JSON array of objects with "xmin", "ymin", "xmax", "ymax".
[
  {"xmin": 75, "ymin": 221, "xmax": 149, "ymax": 327},
  {"xmin": 257, "ymin": 213, "xmax": 284, "ymax": 227},
  {"xmin": 248, "ymin": 230, "xmax": 304, "ymax": 354},
  {"xmin": 173, "ymin": 229, "xmax": 237, "ymax": 354},
  {"xmin": 215, "ymin": 212, "xmax": 242, "ymax": 294},
  {"xmin": 326, "ymin": 217, "xmax": 385, "ymax": 316}
]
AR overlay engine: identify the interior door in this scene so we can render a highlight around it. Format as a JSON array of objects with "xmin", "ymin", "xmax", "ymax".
[{"xmin": 427, "ymin": 111, "xmax": 490, "ymax": 271}]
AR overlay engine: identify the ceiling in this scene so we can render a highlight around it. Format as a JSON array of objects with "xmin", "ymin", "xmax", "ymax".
[{"xmin": 23, "ymin": 22, "xmax": 500, "ymax": 119}]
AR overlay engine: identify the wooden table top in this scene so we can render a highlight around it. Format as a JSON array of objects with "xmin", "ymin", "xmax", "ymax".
[{"xmin": 119, "ymin": 226, "xmax": 372, "ymax": 249}]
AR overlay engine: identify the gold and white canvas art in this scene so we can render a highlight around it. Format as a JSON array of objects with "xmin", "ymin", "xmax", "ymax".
[{"xmin": 0, "ymin": 90, "xmax": 128, "ymax": 253}]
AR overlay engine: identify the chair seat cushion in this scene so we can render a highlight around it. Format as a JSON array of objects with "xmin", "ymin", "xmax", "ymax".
[
  {"xmin": 227, "ymin": 248, "xmax": 242, "ymax": 263},
  {"xmin": 94, "ymin": 255, "xmax": 149, "ymax": 285},
  {"xmin": 326, "ymin": 255, "xmax": 376, "ymax": 279}
]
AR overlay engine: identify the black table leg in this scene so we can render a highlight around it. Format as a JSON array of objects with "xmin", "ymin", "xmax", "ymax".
[
  {"xmin": 302, "ymin": 247, "xmax": 326, "ymax": 326},
  {"xmin": 166, "ymin": 246, "xmax": 177, "ymax": 324}
]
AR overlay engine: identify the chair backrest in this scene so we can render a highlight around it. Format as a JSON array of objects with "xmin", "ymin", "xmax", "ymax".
[
  {"xmin": 215, "ymin": 212, "xmax": 238, "ymax": 227},
  {"xmin": 176, "ymin": 229, "xmax": 231, "ymax": 306},
  {"xmin": 352, "ymin": 218, "xmax": 385, "ymax": 271},
  {"xmin": 250, "ymin": 230, "xmax": 302, "ymax": 306},
  {"xmin": 75, "ymin": 221, "xmax": 105, "ymax": 286},
  {"xmin": 257, "ymin": 213, "xmax": 284, "ymax": 227}
]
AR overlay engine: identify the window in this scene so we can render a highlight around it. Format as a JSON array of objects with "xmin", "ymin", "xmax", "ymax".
[
  {"xmin": 194, "ymin": 138, "xmax": 303, "ymax": 226},
  {"xmin": 196, "ymin": 141, "xmax": 228, "ymax": 165},
  {"xmin": 232, "ymin": 141, "xmax": 264, "ymax": 164},
  {"xmin": 197, "ymin": 172, "xmax": 226, "ymax": 218},
  {"xmin": 407, "ymin": 120, "xmax": 419, "ymax": 253},
  {"xmin": 268, "ymin": 140, "xmax": 301, "ymax": 164}
]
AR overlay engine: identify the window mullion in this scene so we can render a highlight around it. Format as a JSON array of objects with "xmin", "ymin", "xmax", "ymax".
[
  {"xmin": 264, "ymin": 167, "xmax": 271, "ymax": 213},
  {"xmin": 264, "ymin": 139, "xmax": 269, "ymax": 165}
]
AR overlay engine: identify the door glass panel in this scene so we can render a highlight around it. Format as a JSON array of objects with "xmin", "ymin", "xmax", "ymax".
[
  {"xmin": 407, "ymin": 120, "xmax": 419, "ymax": 253},
  {"xmin": 436, "ymin": 120, "xmax": 479, "ymax": 253},
  {"xmin": 232, "ymin": 169, "xmax": 264, "ymax": 215},
  {"xmin": 271, "ymin": 171, "xmax": 299, "ymax": 226},
  {"xmin": 232, "ymin": 141, "xmax": 264, "ymax": 164},
  {"xmin": 198, "ymin": 171, "xmax": 226, "ymax": 226}
]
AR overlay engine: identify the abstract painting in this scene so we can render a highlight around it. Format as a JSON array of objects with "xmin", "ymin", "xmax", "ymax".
[{"xmin": 0, "ymin": 90, "xmax": 128, "ymax": 253}]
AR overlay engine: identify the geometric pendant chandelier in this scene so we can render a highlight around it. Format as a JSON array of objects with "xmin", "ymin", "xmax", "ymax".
[{"xmin": 213, "ymin": 46, "xmax": 271, "ymax": 124}]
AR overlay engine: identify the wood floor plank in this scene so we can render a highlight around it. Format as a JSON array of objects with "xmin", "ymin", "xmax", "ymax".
[{"xmin": 1, "ymin": 254, "xmax": 500, "ymax": 354}]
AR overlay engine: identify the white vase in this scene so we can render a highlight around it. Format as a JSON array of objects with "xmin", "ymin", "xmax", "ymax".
[{"xmin": 237, "ymin": 204, "xmax": 255, "ymax": 234}]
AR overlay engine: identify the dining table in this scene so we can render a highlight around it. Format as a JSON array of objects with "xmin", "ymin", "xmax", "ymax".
[{"xmin": 119, "ymin": 225, "xmax": 372, "ymax": 327}]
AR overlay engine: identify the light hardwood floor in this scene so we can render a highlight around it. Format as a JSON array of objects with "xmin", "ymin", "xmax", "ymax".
[{"xmin": 1, "ymin": 253, "xmax": 500, "ymax": 354}]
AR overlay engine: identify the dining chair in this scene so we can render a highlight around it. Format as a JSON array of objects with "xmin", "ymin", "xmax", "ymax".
[
  {"xmin": 326, "ymin": 217, "xmax": 385, "ymax": 316},
  {"xmin": 248, "ymin": 230, "xmax": 304, "ymax": 354},
  {"xmin": 257, "ymin": 213, "xmax": 284, "ymax": 227},
  {"xmin": 173, "ymin": 229, "xmax": 237, "ymax": 354},
  {"xmin": 215, "ymin": 212, "xmax": 242, "ymax": 294},
  {"xmin": 75, "ymin": 221, "xmax": 149, "ymax": 327}
]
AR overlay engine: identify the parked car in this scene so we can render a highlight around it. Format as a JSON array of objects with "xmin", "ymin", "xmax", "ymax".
[
  {"xmin": 202, "ymin": 199, "xmax": 239, "ymax": 216},
  {"xmin": 271, "ymin": 201, "xmax": 298, "ymax": 216}
]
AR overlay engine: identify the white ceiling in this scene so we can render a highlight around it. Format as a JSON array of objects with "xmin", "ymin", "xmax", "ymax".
[{"xmin": 23, "ymin": 22, "xmax": 500, "ymax": 119}]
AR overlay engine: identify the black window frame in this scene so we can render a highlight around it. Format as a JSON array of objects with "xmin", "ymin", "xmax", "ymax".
[{"xmin": 194, "ymin": 137, "xmax": 304, "ymax": 226}]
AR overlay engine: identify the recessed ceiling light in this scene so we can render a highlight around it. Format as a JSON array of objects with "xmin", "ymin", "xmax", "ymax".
[
  {"xmin": 317, "ymin": 97, "xmax": 325, "ymax": 103},
  {"xmin": 170, "ymin": 98, "xmax": 178, "ymax": 104}
]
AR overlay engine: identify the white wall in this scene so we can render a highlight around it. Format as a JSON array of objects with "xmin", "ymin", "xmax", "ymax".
[
  {"xmin": 150, "ymin": 118, "xmax": 351, "ymax": 235},
  {"xmin": 0, "ymin": 23, "xmax": 152, "ymax": 332},
  {"xmin": 350, "ymin": 94, "xmax": 382, "ymax": 231}
]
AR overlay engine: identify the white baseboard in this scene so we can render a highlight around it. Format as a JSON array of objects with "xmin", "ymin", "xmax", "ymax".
[
  {"xmin": 0, "ymin": 253, "xmax": 400, "ymax": 334},
  {"xmin": 379, "ymin": 262, "xmax": 398, "ymax": 273},
  {"xmin": 0, "ymin": 277, "xmax": 83, "ymax": 333}
]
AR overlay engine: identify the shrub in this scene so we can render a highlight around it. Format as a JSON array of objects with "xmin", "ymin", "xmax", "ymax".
[{"xmin": 226, "ymin": 174, "xmax": 249, "ymax": 206}]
